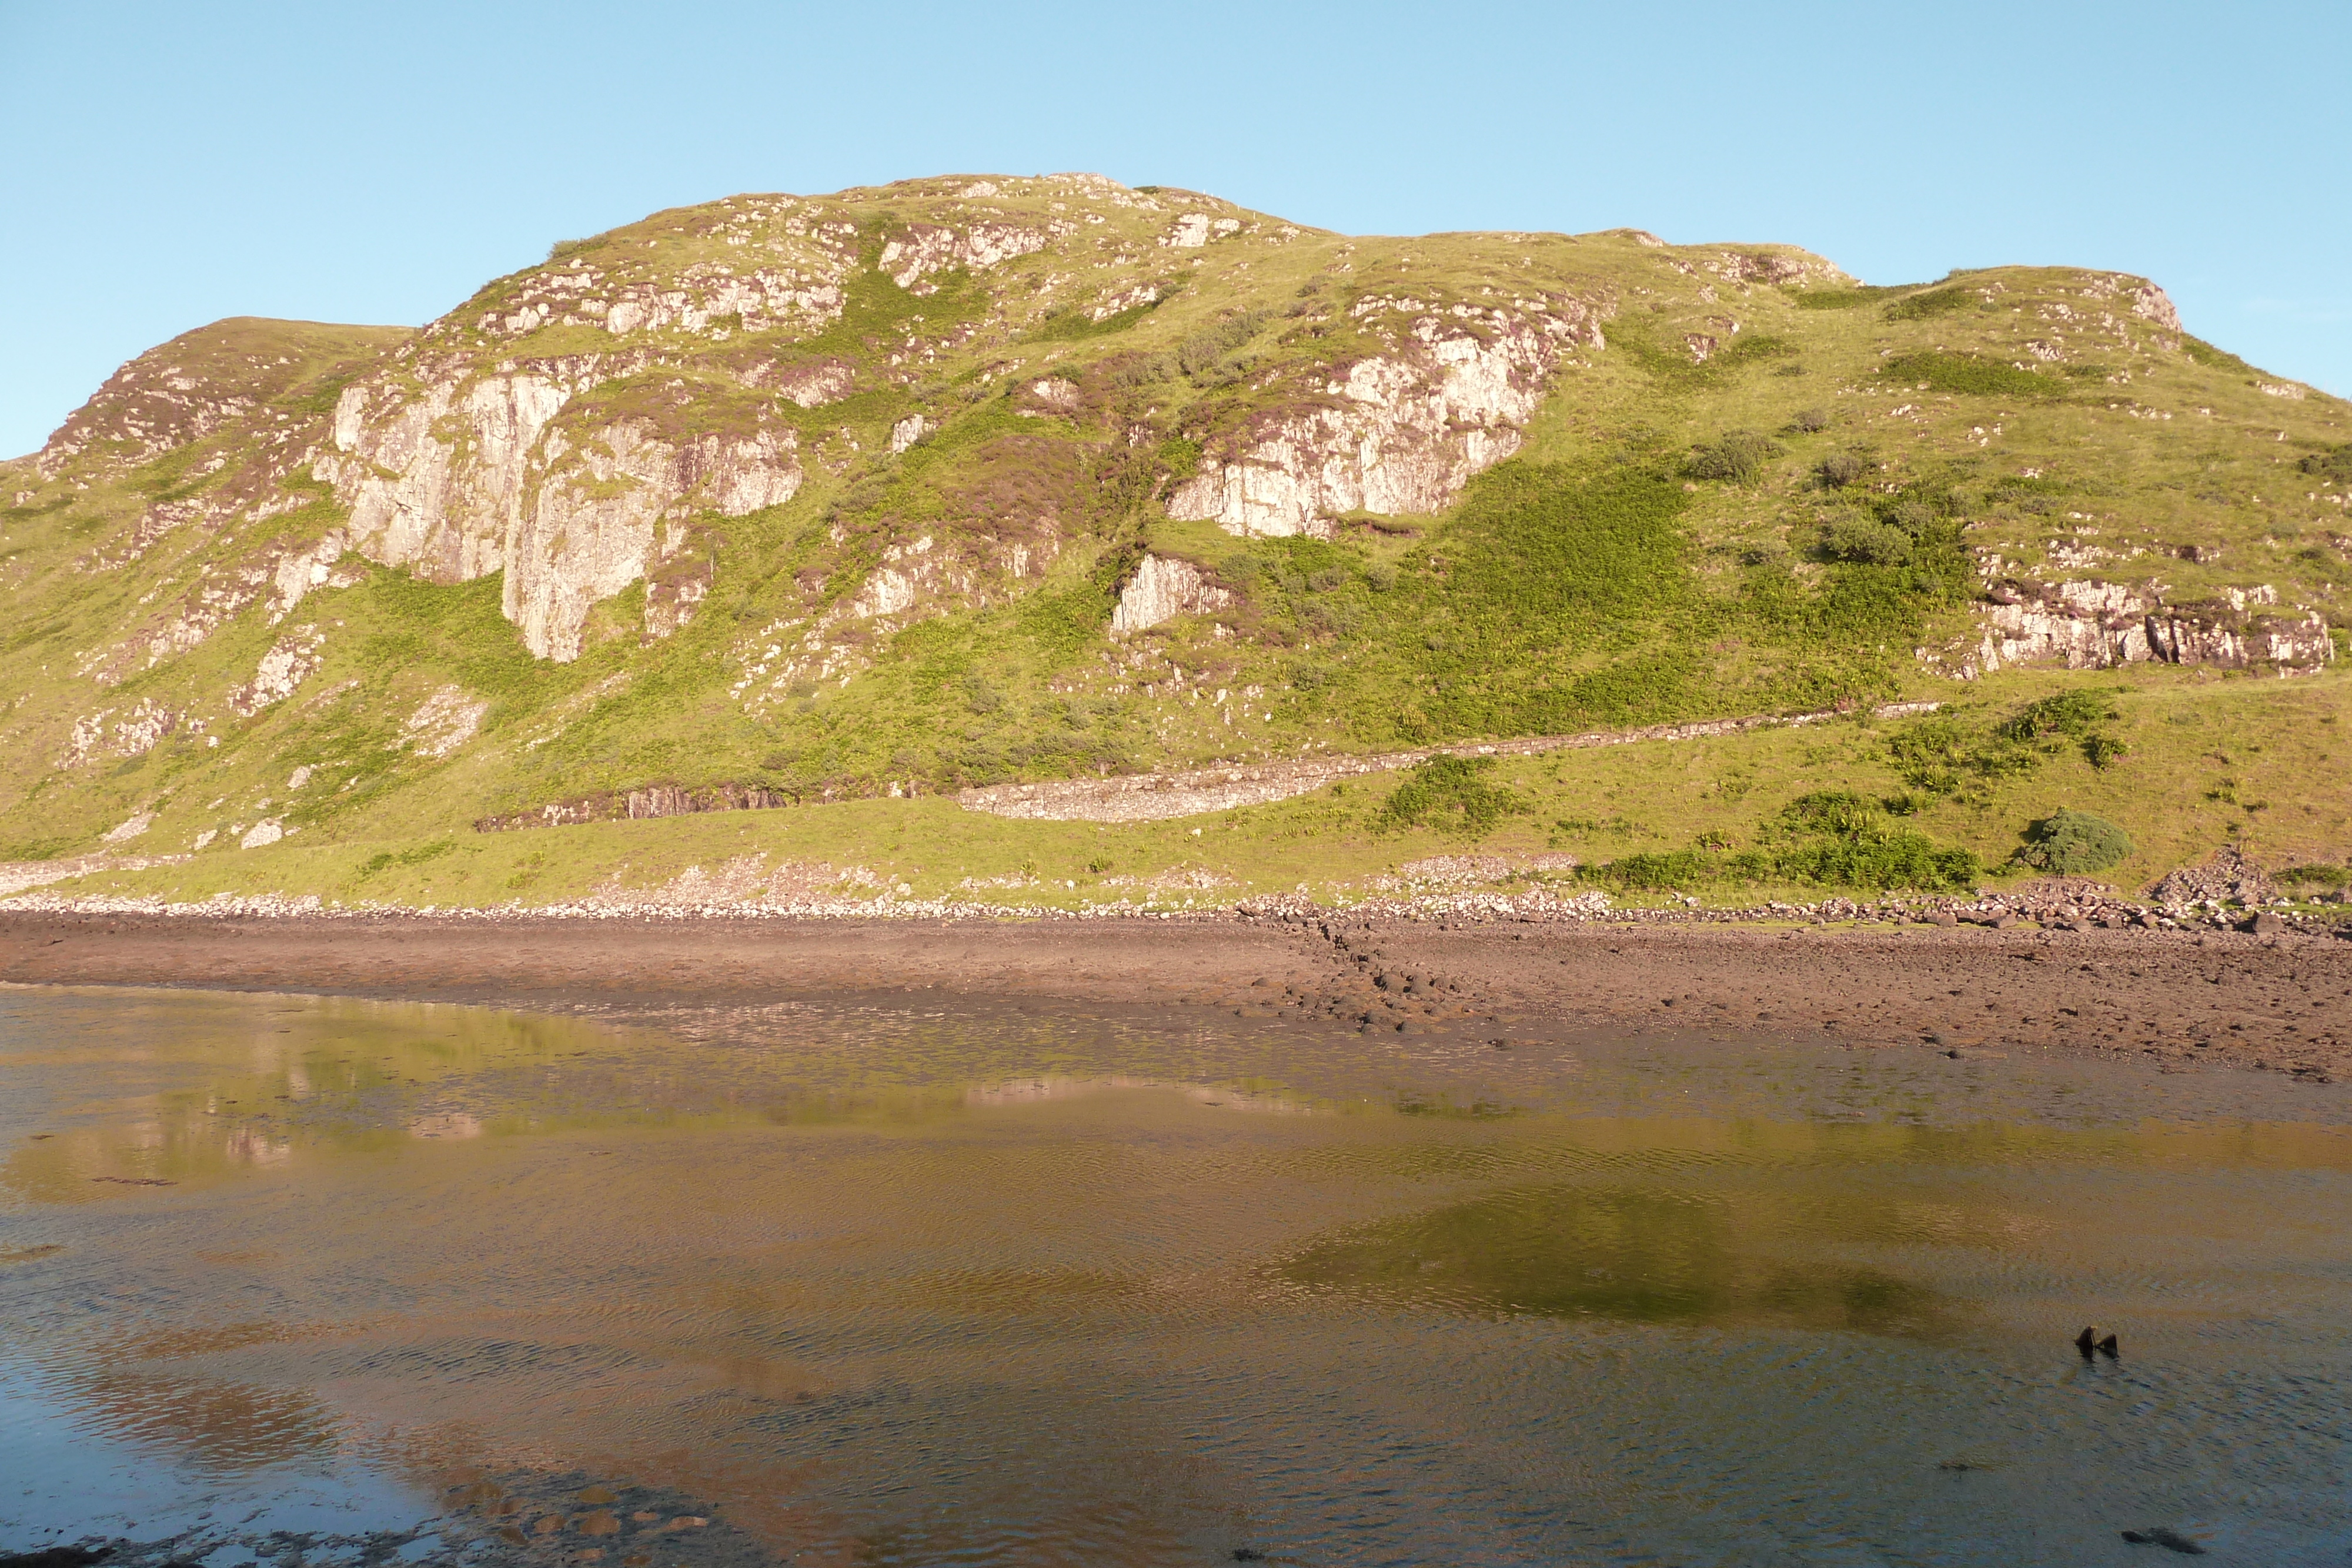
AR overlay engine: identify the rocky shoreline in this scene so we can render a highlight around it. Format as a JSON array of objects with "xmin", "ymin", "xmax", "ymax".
[
  {"xmin": 4, "ymin": 893, "xmax": 2347, "ymax": 1086},
  {"xmin": 3, "ymin": 867, "xmax": 2344, "ymax": 940}
]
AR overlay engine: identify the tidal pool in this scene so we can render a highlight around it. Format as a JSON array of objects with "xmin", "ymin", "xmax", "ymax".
[{"xmin": 2, "ymin": 984, "xmax": 2348, "ymax": 1566}]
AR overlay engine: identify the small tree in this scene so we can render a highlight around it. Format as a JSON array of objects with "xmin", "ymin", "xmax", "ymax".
[
  {"xmin": 2013, "ymin": 809, "xmax": 2134, "ymax": 875},
  {"xmin": 1686, "ymin": 432, "xmax": 1781, "ymax": 483},
  {"xmin": 1821, "ymin": 514, "xmax": 1913, "ymax": 565}
]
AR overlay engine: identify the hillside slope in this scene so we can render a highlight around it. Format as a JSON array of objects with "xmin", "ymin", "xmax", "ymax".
[{"xmin": 2, "ymin": 173, "xmax": 2346, "ymax": 910}]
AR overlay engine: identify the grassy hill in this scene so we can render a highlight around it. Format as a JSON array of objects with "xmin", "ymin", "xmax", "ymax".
[{"xmin": 2, "ymin": 173, "xmax": 2346, "ymax": 913}]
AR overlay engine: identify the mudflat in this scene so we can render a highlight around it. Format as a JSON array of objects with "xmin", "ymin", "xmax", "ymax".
[{"xmin": 3, "ymin": 910, "xmax": 2346, "ymax": 1084}]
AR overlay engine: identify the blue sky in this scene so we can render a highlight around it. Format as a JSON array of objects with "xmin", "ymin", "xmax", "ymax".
[{"xmin": 4, "ymin": 0, "xmax": 2346, "ymax": 457}]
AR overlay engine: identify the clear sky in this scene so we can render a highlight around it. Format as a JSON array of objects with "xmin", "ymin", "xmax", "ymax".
[{"xmin": 4, "ymin": 0, "xmax": 2346, "ymax": 458}]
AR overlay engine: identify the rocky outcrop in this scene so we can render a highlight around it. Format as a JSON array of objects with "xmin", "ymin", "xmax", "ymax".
[
  {"xmin": 476, "ymin": 780, "xmax": 792, "ymax": 833},
  {"xmin": 729, "ymin": 529, "xmax": 1061, "ymax": 706},
  {"xmin": 1705, "ymin": 250, "xmax": 1839, "ymax": 287},
  {"xmin": 58, "ymin": 698, "xmax": 182, "ymax": 768},
  {"xmin": 1976, "ymin": 578, "xmax": 2334, "ymax": 673},
  {"xmin": 1166, "ymin": 299, "xmax": 1605, "ymax": 537},
  {"xmin": 741, "ymin": 357, "xmax": 854, "ymax": 406},
  {"xmin": 478, "ymin": 259, "xmax": 848, "ymax": 341},
  {"xmin": 1166, "ymin": 213, "xmax": 1240, "ymax": 249},
  {"xmin": 879, "ymin": 223, "xmax": 1050, "ymax": 292},
  {"xmin": 2147, "ymin": 846, "xmax": 2278, "ymax": 911},
  {"xmin": 316, "ymin": 360, "xmax": 801, "ymax": 659},
  {"xmin": 1110, "ymin": 554, "xmax": 1233, "ymax": 633},
  {"xmin": 514, "ymin": 423, "xmax": 800, "ymax": 658},
  {"xmin": 399, "ymin": 687, "xmax": 489, "ymax": 758},
  {"xmin": 229, "ymin": 628, "xmax": 325, "ymax": 714},
  {"xmin": 268, "ymin": 527, "xmax": 355, "ymax": 623}
]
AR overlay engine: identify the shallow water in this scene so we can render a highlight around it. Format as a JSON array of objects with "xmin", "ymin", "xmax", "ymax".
[{"xmin": 2, "ymin": 984, "xmax": 2349, "ymax": 1566}]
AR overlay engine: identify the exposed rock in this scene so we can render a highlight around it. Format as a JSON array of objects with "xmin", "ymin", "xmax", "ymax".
[
  {"xmin": 2122, "ymin": 280, "xmax": 2183, "ymax": 333},
  {"xmin": 483, "ymin": 259, "xmax": 848, "ymax": 340},
  {"xmin": 1167, "ymin": 299, "xmax": 1604, "ymax": 537},
  {"xmin": 267, "ymin": 527, "xmax": 354, "ymax": 623},
  {"xmin": 1110, "ymin": 553, "xmax": 1234, "ymax": 633},
  {"xmin": 318, "ymin": 360, "xmax": 583, "ymax": 584},
  {"xmin": 1705, "ymin": 250, "xmax": 1840, "ymax": 287},
  {"xmin": 725, "ymin": 523, "xmax": 1058, "ymax": 707},
  {"xmin": 101, "ymin": 813, "xmax": 153, "ymax": 844},
  {"xmin": 514, "ymin": 423, "xmax": 800, "ymax": 658},
  {"xmin": 1090, "ymin": 280, "xmax": 1169, "ymax": 320},
  {"xmin": 399, "ymin": 687, "xmax": 489, "ymax": 759},
  {"xmin": 319, "ymin": 364, "xmax": 800, "ymax": 659},
  {"xmin": 2147, "ymin": 847, "xmax": 2278, "ymax": 910},
  {"xmin": 476, "ymin": 780, "xmax": 793, "ymax": 833},
  {"xmin": 743, "ymin": 358, "xmax": 854, "ymax": 407},
  {"xmin": 0, "ymin": 852, "xmax": 189, "ymax": 898},
  {"xmin": 239, "ymin": 818, "xmax": 285, "ymax": 850},
  {"xmin": 1021, "ymin": 377, "xmax": 1082, "ymax": 416},
  {"xmin": 59, "ymin": 698, "xmax": 181, "ymax": 768},
  {"xmin": 891, "ymin": 414, "xmax": 928, "ymax": 453},
  {"xmin": 879, "ymin": 223, "xmax": 1048, "ymax": 292},
  {"xmin": 1975, "ymin": 578, "xmax": 2333, "ymax": 673},
  {"xmin": 229, "ymin": 629, "xmax": 324, "ymax": 715},
  {"xmin": 29, "ymin": 319, "xmax": 354, "ymax": 478}
]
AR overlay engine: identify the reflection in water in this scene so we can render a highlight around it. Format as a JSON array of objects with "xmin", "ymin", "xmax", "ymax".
[
  {"xmin": 1280, "ymin": 1181, "xmax": 1945, "ymax": 1334},
  {"xmin": 2, "ymin": 985, "xmax": 2350, "ymax": 1566}
]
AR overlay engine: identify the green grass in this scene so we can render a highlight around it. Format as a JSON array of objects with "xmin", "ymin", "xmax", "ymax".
[
  {"xmin": 1883, "ymin": 352, "xmax": 2066, "ymax": 400},
  {"xmin": 30, "ymin": 665, "xmax": 2347, "ymax": 915}
]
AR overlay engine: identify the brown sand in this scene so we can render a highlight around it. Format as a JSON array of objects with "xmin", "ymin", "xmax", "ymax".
[{"xmin": 2, "ymin": 910, "xmax": 2347, "ymax": 1083}]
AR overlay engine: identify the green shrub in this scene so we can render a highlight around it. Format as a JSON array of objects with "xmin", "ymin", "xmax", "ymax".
[
  {"xmin": 1791, "ymin": 284, "xmax": 1926, "ymax": 310},
  {"xmin": 1883, "ymin": 711, "xmax": 2037, "ymax": 798},
  {"xmin": 1816, "ymin": 452, "xmax": 1864, "ymax": 488},
  {"xmin": 1178, "ymin": 310, "xmax": 1269, "ymax": 382},
  {"xmin": 2181, "ymin": 336, "xmax": 2256, "ymax": 375},
  {"xmin": 358, "ymin": 838, "xmax": 458, "ymax": 878},
  {"xmin": 1770, "ymin": 791, "xmax": 1981, "ymax": 890},
  {"xmin": 1687, "ymin": 432, "xmax": 1782, "ymax": 483},
  {"xmin": 1601, "ymin": 848, "xmax": 1722, "ymax": 890},
  {"xmin": 2080, "ymin": 733, "xmax": 2130, "ymax": 770},
  {"xmin": 1105, "ymin": 354, "xmax": 1177, "ymax": 387},
  {"xmin": 1821, "ymin": 514, "xmax": 1913, "ymax": 566},
  {"xmin": 2278, "ymin": 862, "xmax": 2350, "ymax": 889},
  {"xmin": 2013, "ymin": 809, "xmax": 2133, "ymax": 875},
  {"xmin": 1884, "ymin": 352, "xmax": 2064, "ymax": 400},
  {"xmin": 1718, "ymin": 335, "xmax": 1796, "ymax": 366},
  {"xmin": 2000, "ymin": 689, "xmax": 2126, "ymax": 766},
  {"xmin": 1374, "ymin": 756, "xmax": 1531, "ymax": 836},
  {"xmin": 1787, "ymin": 408, "xmax": 1830, "ymax": 434},
  {"xmin": 2297, "ymin": 444, "xmax": 2352, "ymax": 485},
  {"xmin": 1883, "ymin": 286, "xmax": 1976, "ymax": 322},
  {"xmin": 1586, "ymin": 790, "xmax": 1980, "ymax": 892},
  {"xmin": 1027, "ymin": 298, "xmax": 1165, "ymax": 342},
  {"xmin": 1884, "ymin": 494, "xmax": 1941, "ymax": 535}
]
